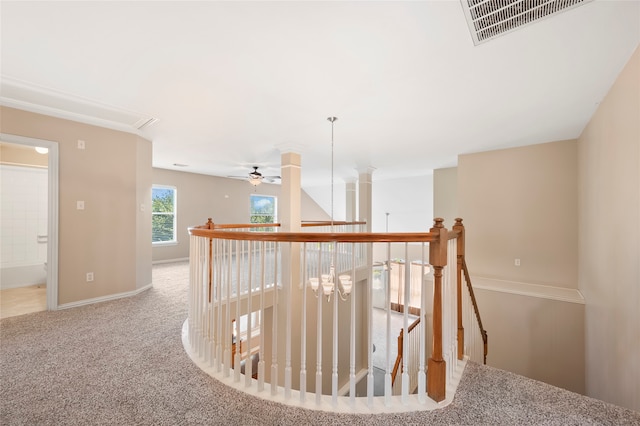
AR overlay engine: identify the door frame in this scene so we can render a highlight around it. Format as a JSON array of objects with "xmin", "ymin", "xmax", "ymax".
[{"xmin": 1, "ymin": 133, "xmax": 59, "ymax": 310}]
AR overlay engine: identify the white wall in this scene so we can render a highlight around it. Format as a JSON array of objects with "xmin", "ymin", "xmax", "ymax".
[
  {"xmin": 0, "ymin": 164, "xmax": 48, "ymax": 289},
  {"xmin": 305, "ymin": 173, "xmax": 434, "ymax": 232}
]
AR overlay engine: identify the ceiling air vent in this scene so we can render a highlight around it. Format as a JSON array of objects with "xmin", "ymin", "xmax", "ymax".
[
  {"xmin": 134, "ymin": 117, "xmax": 159, "ymax": 130},
  {"xmin": 461, "ymin": 0, "xmax": 593, "ymax": 45}
]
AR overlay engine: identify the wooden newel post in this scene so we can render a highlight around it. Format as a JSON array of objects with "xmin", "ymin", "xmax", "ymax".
[
  {"xmin": 207, "ymin": 218, "xmax": 214, "ymax": 303},
  {"xmin": 453, "ymin": 218, "xmax": 465, "ymax": 361},
  {"xmin": 428, "ymin": 218, "xmax": 447, "ymax": 402}
]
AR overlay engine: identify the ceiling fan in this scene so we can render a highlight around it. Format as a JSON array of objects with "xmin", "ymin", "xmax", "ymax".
[{"xmin": 228, "ymin": 166, "xmax": 281, "ymax": 186}]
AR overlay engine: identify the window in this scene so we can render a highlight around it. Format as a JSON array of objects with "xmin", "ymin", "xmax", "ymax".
[
  {"xmin": 250, "ymin": 194, "xmax": 276, "ymax": 225},
  {"xmin": 152, "ymin": 185, "xmax": 177, "ymax": 244}
]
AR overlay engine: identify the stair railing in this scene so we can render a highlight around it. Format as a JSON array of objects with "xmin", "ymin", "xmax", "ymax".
[
  {"xmin": 391, "ymin": 316, "xmax": 424, "ymax": 395},
  {"xmin": 453, "ymin": 218, "xmax": 488, "ymax": 365},
  {"xmin": 186, "ymin": 217, "xmax": 485, "ymax": 412}
]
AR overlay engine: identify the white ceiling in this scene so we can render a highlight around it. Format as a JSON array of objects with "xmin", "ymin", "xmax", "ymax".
[{"xmin": 1, "ymin": 1, "xmax": 639, "ymax": 187}]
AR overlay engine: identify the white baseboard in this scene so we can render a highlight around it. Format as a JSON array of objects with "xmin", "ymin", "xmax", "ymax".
[
  {"xmin": 57, "ymin": 283, "xmax": 153, "ymax": 310},
  {"xmin": 471, "ymin": 276, "xmax": 585, "ymax": 304},
  {"xmin": 152, "ymin": 257, "xmax": 188, "ymax": 265}
]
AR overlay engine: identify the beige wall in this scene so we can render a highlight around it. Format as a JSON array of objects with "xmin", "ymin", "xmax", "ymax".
[
  {"xmin": 455, "ymin": 140, "xmax": 584, "ymax": 394},
  {"xmin": 459, "ymin": 140, "xmax": 578, "ymax": 287},
  {"xmin": 578, "ymin": 46, "xmax": 639, "ymax": 411},
  {"xmin": 136, "ymin": 138, "xmax": 153, "ymax": 290},
  {"xmin": 151, "ymin": 167, "xmax": 330, "ymax": 262},
  {"xmin": 0, "ymin": 142, "xmax": 48, "ymax": 167},
  {"xmin": 475, "ymin": 289, "xmax": 584, "ymax": 393},
  {"xmin": 433, "ymin": 167, "xmax": 458, "ymax": 223},
  {"xmin": 1, "ymin": 107, "xmax": 152, "ymax": 305}
]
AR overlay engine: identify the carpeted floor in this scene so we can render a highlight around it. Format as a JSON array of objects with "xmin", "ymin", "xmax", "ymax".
[{"xmin": 1, "ymin": 261, "xmax": 638, "ymax": 425}]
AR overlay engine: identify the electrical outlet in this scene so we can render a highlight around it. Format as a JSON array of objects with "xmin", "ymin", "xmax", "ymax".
[
  {"xmin": 77, "ymin": 200, "xmax": 85, "ymax": 210},
  {"xmin": 78, "ymin": 140, "xmax": 85, "ymax": 149},
  {"xmin": 86, "ymin": 272, "xmax": 94, "ymax": 282},
  {"xmin": 515, "ymin": 258, "xmax": 521, "ymax": 266}
]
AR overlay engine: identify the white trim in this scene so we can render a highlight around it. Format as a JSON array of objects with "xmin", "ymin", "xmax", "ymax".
[
  {"xmin": 152, "ymin": 240, "xmax": 179, "ymax": 247},
  {"xmin": 0, "ymin": 76, "xmax": 154, "ymax": 136},
  {"xmin": 1, "ymin": 133, "xmax": 59, "ymax": 310},
  {"xmin": 57, "ymin": 283, "xmax": 152, "ymax": 310},
  {"xmin": 152, "ymin": 257, "xmax": 189, "ymax": 265},
  {"xmin": 471, "ymin": 276, "xmax": 585, "ymax": 304},
  {"xmin": 337, "ymin": 368, "xmax": 368, "ymax": 396},
  {"xmin": 152, "ymin": 184, "xmax": 177, "ymax": 245},
  {"xmin": 183, "ymin": 319, "xmax": 467, "ymax": 414}
]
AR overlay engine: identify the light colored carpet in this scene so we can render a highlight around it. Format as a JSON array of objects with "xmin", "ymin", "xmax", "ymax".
[{"xmin": 1, "ymin": 261, "xmax": 638, "ymax": 425}]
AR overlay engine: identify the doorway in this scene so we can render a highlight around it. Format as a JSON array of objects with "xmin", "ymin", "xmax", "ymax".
[{"xmin": 0, "ymin": 134, "xmax": 59, "ymax": 315}]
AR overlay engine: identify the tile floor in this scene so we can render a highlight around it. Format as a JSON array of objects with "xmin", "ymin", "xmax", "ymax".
[{"xmin": 0, "ymin": 284, "xmax": 47, "ymax": 319}]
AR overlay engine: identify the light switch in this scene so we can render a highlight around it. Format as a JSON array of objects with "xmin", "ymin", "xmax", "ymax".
[
  {"xmin": 78, "ymin": 140, "xmax": 85, "ymax": 149},
  {"xmin": 77, "ymin": 201, "xmax": 85, "ymax": 210}
]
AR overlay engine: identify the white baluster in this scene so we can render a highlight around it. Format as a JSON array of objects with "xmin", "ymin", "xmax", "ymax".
[
  {"xmin": 300, "ymin": 243, "xmax": 307, "ymax": 403},
  {"xmin": 418, "ymin": 243, "xmax": 427, "ymax": 403},
  {"xmin": 402, "ymin": 243, "xmax": 409, "ymax": 404},
  {"xmin": 332, "ymin": 246, "xmax": 338, "ymax": 406},
  {"xmin": 245, "ymin": 240, "xmax": 253, "ymax": 387},
  {"xmin": 316, "ymin": 245, "xmax": 323, "ymax": 405},
  {"xmin": 384, "ymin": 243, "xmax": 392, "ymax": 407},
  {"xmin": 216, "ymin": 239, "xmax": 223, "ymax": 372},
  {"xmin": 367, "ymin": 242, "xmax": 374, "ymax": 408},
  {"xmin": 285, "ymin": 241, "xmax": 292, "ymax": 399},
  {"xmin": 234, "ymin": 240, "xmax": 242, "ymax": 383},
  {"xmin": 224, "ymin": 239, "xmax": 232, "ymax": 377},
  {"xmin": 258, "ymin": 241, "xmax": 266, "ymax": 391},
  {"xmin": 271, "ymin": 242, "xmax": 279, "ymax": 396},
  {"xmin": 349, "ymin": 245, "xmax": 356, "ymax": 405}
]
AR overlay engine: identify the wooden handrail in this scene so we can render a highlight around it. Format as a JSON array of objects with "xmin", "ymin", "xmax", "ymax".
[
  {"xmin": 462, "ymin": 256, "xmax": 488, "ymax": 364},
  {"xmin": 301, "ymin": 221, "xmax": 367, "ymax": 227},
  {"xmin": 215, "ymin": 222, "xmax": 282, "ymax": 230},
  {"xmin": 190, "ymin": 228, "xmax": 460, "ymax": 243},
  {"xmin": 391, "ymin": 330, "xmax": 404, "ymax": 386},
  {"xmin": 391, "ymin": 317, "xmax": 421, "ymax": 386},
  {"xmin": 189, "ymin": 218, "xmax": 460, "ymax": 243}
]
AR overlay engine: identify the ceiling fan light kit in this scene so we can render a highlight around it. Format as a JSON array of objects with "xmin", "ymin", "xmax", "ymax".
[
  {"xmin": 228, "ymin": 166, "xmax": 281, "ymax": 186},
  {"xmin": 249, "ymin": 167, "xmax": 263, "ymax": 186}
]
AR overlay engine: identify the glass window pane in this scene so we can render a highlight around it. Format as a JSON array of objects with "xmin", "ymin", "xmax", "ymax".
[{"xmin": 152, "ymin": 186, "xmax": 176, "ymax": 243}]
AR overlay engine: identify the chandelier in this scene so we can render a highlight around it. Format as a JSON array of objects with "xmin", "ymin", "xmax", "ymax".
[{"xmin": 308, "ymin": 116, "xmax": 353, "ymax": 302}]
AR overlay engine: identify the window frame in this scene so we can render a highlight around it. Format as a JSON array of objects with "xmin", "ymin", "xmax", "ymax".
[
  {"xmin": 152, "ymin": 185, "xmax": 177, "ymax": 245},
  {"xmin": 249, "ymin": 194, "xmax": 277, "ymax": 225}
]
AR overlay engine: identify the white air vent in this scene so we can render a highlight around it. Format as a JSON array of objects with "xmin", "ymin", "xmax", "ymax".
[
  {"xmin": 134, "ymin": 117, "xmax": 159, "ymax": 130},
  {"xmin": 461, "ymin": 0, "xmax": 594, "ymax": 45}
]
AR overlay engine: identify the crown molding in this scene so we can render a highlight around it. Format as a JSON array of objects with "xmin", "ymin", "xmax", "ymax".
[{"xmin": 0, "ymin": 76, "xmax": 157, "ymax": 135}]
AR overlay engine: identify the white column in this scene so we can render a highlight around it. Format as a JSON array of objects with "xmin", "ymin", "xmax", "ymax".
[
  {"xmin": 357, "ymin": 167, "xmax": 375, "ymax": 232},
  {"xmin": 357, "ymin": 166, "xmax": 375, "ymax": 406},
  {"xmin": 278, "ymin": 151, "xmax": 302, "ymax": 397},
  {"xmin": 345, "ymin": 177, "xmax": 357, "ymax": 222}
]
